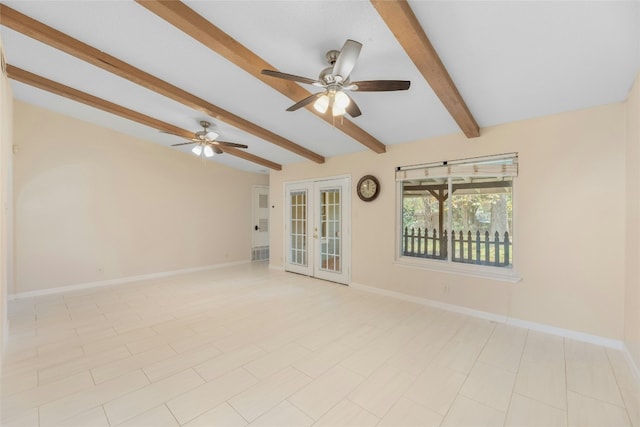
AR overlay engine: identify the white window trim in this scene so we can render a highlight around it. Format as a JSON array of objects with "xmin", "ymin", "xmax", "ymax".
[
  {"xmin": 394, "ymin": 253, "xmax": 522, "ymax": 283},
  {"xmin": 395, "ymin": 154, "xmax": 520, "ymax": 283}
]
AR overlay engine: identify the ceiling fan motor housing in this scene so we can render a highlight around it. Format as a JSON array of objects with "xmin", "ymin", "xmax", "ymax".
[{"xmin": 319, "ymin": 66, "xmax": 335, "ymax": 85}]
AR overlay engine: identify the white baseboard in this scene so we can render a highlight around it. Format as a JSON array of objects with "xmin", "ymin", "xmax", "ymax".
[
  {"xmin": 349, "ymin": 282, "xmax": 625, "ymax": 350},
  {"xmin": 349, "ymin": 282, "xmax": 508, "ymax": 324},
  {"xmin": 8, "ymin": 260, "xmax": 251, "ymax": 300},
  {"xmin": 623, "ymin": 344, "xmax": 640, "ymax": 384},
  {"xmin": 505, "ymin": 317, "xmax": 624, "ymax": 350}
]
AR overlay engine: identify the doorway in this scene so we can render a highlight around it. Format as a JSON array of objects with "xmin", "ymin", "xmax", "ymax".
[
  {"xmin": 251, "ymin": 186, "xmax": 270, "ymax": 261},
  {"xmin": 285, "ymin": 177, "xmax": 351, "ymax": 284}
]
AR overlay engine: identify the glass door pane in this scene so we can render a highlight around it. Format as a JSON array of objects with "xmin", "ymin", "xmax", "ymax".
[
  {"xmin": 290, "ymin": 190, "xmax": 308, "ymax": 267},
  {"xmin": 319, "ymin": 187, "xmax": 341, "ymax": 273}
]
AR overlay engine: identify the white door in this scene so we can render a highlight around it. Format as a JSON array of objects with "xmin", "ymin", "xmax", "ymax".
[
  {"xmin": 285, "ymin": 177, "xmax": 350, "ymax": 284},
  {"xmin": 285, "ymin": 182, "xmax": 311, "ymax": 276},
  {"xmin": 251, "ymin": 186, "xmax": 270, "ymax": 261}
]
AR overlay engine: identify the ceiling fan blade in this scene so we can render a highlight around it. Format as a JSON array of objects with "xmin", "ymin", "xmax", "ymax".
[
  {"xmin": 261, "ymin": 69, "xmax": 320, "ymax": 86},
  {"xmin": 216, "ymin": 141, "xmax": 249, "ymax": 149},
  {"xmin": 171, "ymin": 141, "xmax": 196, "ymax": 146},
  {"xmin": 332, "ymin": 39, "xmax": 362, "ymax": 82},
  {"xmin": 344, "ymin": 92, "xmax": 362, "ymax": 118},
  {"xmin": 348, "ymin": 80, "xmax": 411, "ymax": 92},
  {"xmin": 286, "ymin": 92, "xmax": 325, "ymax": 111}
]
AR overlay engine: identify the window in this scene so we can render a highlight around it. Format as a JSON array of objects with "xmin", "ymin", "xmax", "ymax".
[{"xmin": 397, "ymin": 154, "xmax": 518, "ymax": 280}]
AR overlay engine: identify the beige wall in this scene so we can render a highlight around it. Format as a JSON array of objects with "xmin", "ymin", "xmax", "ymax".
[
  {"xmin": 626, "ymin": 73, "xmax": 640, "ymax": 369},
  {"xmin": 270, "ymin": 103, "xmax": 627, "ymax": 340},
  {"xmin": 13, "ymin": 101, "xmax": 268, "ymax": 293}
]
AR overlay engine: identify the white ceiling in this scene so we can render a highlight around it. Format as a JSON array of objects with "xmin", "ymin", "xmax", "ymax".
[{"xmin": 2, "ymin": 1, "xmax": 639, "ymax": 173}]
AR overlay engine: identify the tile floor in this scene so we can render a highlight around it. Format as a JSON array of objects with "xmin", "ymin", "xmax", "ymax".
[{"xmin": 1, "ymin": 262, "xmax": 639, "ymax": 427}]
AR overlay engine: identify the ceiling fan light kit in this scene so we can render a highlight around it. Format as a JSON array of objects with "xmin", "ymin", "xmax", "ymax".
[
  {"xmin": 313, "ymin": 90, "xmax": 351, "ymax": 116},
  {"xmin": 191, "ymin": 145, "xmax": 203, "ymax": 156},
  {"xmin": 313, "ymin": 94, "xmax": 330, "ymax": 113},
  {"xmin": 262, "ymin": 39, "xmax": 410, "ymax": 118},
  {"xmin": 191, "ymin": 143, "xmax": 215, "ymax": 158}
]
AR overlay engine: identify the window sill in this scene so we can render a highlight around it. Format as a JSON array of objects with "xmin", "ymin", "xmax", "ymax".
[{"xmin": 394, "ymin": 256, "xmax": 522, "ymax": 283}]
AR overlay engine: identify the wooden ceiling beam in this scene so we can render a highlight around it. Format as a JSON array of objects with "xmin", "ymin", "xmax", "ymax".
[
  {"xmin": 220, "ymin": 146, "xmax": 281, "ymax": 170},
  {"xmin": 134, "ymin": 0, "xmax": 387, "ymax": 154},
  {"xmin": 7, "ymin": 65, "xmax": 282, "ymax": 171},
  {"xmin": 371, "ymin": 0, "xmax": 480, "ymax": 138},
  {"xmin": 0, "ymin": 4, "xmax": 321, "ymax": 164},
  {"xmin": 7, "ymin": 65, "xmax": 191, "ymax": 139}
]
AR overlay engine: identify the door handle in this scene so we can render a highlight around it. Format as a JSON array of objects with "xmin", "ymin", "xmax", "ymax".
[{"xmin": 254, "ymin": 225, "xmax": 259, "ymax": 231}]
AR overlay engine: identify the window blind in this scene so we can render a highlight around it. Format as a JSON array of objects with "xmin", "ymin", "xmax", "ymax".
[{"xmin": 395, "ymin": 153, "xmax": 518, "ymax": 181}]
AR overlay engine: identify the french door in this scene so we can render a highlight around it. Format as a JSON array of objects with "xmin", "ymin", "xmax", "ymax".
[{"xmin": 285, "ymin": 177, "xmax": 351, "ymax": 284}]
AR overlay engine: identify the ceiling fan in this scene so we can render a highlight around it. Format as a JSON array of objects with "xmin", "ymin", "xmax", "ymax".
[
  {"xmin": 261, "ymin": 39, "xmax": 410, "ymax": 118},
  {"xmin": 168, "ymin": 121, "xmax": 248, "ymax": 158}
]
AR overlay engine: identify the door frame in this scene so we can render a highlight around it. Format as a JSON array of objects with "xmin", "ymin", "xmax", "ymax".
[{"xmin": 283, "ymin": 174, "xmax": 351, "ymax": 284}]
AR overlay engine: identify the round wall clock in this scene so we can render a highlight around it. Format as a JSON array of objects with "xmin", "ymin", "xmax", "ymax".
[{"xmin": 357, "ymin": 175, "xmax": 380, "ymax": 202}]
